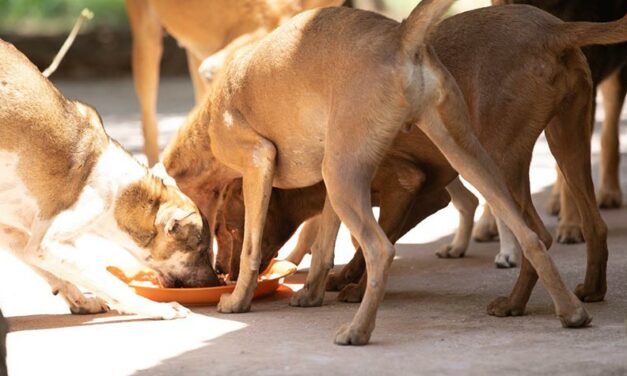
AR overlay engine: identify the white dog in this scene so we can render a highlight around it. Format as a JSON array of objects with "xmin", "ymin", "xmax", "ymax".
[{"xmin": 0, "ymin": 40, "xmax": 220, "ymax": 319}]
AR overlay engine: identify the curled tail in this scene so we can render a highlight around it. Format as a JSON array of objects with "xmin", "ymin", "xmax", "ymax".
[
  {"xmin": 399, "ymin": 0, "xmax": 454, "ymax": 57},
  {"xmin": 552, "ymin": 14, "xmax": 627, "ymax": 48}
]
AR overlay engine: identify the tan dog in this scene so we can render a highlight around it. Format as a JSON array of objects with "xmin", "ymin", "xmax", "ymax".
[
  {"xmin": 0, "ymin": 40, "xmax": 219, "ymax": 319},
  {"xmin": 126, "ymin": 0, "xmax": 345, "ymax": 165},
  {"xmin": 166, "ymin": 0, "xmax": 588, "ymax": 345}
]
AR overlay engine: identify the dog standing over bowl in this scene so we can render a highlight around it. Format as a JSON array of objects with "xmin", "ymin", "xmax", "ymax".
[
  {"xmin": 165, "ymin": 0, "xmax": 589, "ymax": 345},
  {"xmin": 206, "ymin": 4, "xmax": 622, "ymax": 308},
  {"xmin": 0, "ymin": 40, "xmax": 220, "ymax": 319}
]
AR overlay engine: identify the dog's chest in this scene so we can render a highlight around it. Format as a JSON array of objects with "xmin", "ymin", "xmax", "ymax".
[{"xmin": 0, "ymin": 151, "xmax": 38, "ymax": 232}]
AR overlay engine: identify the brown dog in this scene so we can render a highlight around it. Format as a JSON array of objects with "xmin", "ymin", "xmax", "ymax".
[
  {"xmin": 126, "ymin": 0, "xmax": 345, "ymax": 165},
  {"xmin": 165, "ymin": 0, "xmax": 588, "ymax": 345},
  {"xmin": 471, "ymin": 0, "xmax": 627, "ymax": 246}
]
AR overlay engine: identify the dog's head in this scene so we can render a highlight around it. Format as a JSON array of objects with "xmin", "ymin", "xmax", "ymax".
[{"xmin": 114, "ymin": 173, "xmax": 221, "ymax": 288}]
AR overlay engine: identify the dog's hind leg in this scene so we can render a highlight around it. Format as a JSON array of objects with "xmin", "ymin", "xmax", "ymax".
[
  {"xmin": 419, "ymin": 51, "xmax": 588, "ymax": 327},
  {"xmin": 323, "ymin": 158, "xmax": 396, "ymax": 345},
  {"xmin": 545, "ymin": 79, "xmax": 609, "ymax": 302},
  {"xmin": 598, "ymin": 68, "xmax": 627, "ymax": 209},
  {"xmin": 290, "ymin": 198, "xmax": 340, "ymax": 307},
  {"xmin": 436, "ymin": 177, "xmax": 478, "ymax": 259}
]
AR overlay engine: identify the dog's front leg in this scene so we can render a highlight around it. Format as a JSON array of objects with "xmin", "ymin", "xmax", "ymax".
[
  {"xmin": 216, "ymin": 138, "xmax": 277, "ymax": 314},
  {"xmin": 285, "ymin": 215, "xmax": 321, "ymax": 266},
  {"xmin": 418, "ymin": 51, "xmax": 589, "ymax": 327},
  {"xmin": 436, "ymin": 177, "xmax": 478, "ymax": 259},
  {"xmin": 290, "ymin": 198, "xmax": 340, "ymax": 307},
  {"xmin": 493, "ymin": 219, "xmax": 521, "ymax": 268},
  {"xmin": 126, "ymin": 0, "xmax": 163, "ymax": 166},
  {"xmin": 31, "ymin": 240, "xmax": 189, "ymax": 319}
]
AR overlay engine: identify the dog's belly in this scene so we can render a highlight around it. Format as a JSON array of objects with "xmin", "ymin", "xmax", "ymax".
[{"xmin": 0, "ymin": 151, "xmax": 38, "ymax": 235}]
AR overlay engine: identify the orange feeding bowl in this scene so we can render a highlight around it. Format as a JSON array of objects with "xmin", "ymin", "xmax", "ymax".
[{"xmin": 107, "ymin": 259, "xmax": 297, "ymax": 306}]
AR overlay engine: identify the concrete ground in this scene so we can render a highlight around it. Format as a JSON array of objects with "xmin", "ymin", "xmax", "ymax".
[{"xmin": 1, "ymin": 77, "xmax": 626, "ymax": 375}]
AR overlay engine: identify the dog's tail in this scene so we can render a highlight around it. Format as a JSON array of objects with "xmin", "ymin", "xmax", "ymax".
[
  {"xmin": 552, "ymin": 14, "xmax": 627, "ymax": 49},
  {"xmin": 399, "ymin": 0, "xmax": 454, "ymax": 57}
]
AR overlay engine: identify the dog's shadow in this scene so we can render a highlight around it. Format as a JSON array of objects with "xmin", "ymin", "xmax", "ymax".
[{"xmin": 6, "ymin": 311, "xmax": 157, "ymax": 332}]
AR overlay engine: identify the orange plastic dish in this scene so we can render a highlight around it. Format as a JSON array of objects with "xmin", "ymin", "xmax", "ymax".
[{"xmin": 107, "ymin": 259, "xmax": 297, "ymax": 306}]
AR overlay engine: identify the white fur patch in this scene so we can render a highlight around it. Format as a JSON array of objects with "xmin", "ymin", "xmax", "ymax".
[
  {"xmin": 86, "ymin": 143, "xmax": 153, "ymax": 261},
  {"xmin": 223, "ymin": 111, "xmax": 234, "ymax": 128},
  {"xmin": 0, "ymin": 151, "xmax": 38, "ymax": 235}
]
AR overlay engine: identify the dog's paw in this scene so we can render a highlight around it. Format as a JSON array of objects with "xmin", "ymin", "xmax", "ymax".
[
  {"xmin": 558, "ymin": 306, "xmax": 592, "ymax": 328},
  {"xmin": 326, "ymin": 272, "xmax": 350, "ymax": 292},
  {"xmin": 157, "ymin": 302, "xmax": 190, "ymax": 320},
  {"xmin": 546, "ymin": 193, "xmax": 561, "ymax": 216},
  {"xmin": 574, "ymin": 283, "xmax": 606, "ymax": 303},
  {"xmin": 494, "ymin": 252, "xmax": 518, "ymax": 269},
  {"xmin": 289, "ymin": 287, "xmax": 323, "ymax": 307},
  {"xmin": 435, "ymin": 244, "xmax": 466, "ymax": 259},
  {"xmin": 217, "ymin": 293, "xmax": 251, "ymax": 313},
  {"xmin": 472, "ymin": 221, "xmax": 498, "ymax": 243},
  {"xmin": 69, "ymin": 296, "xmax": 110, "ymax": 315},
  {"xmin": 334, "ymin": 323, "xmax": 371, "ymax": 346},
  {"xmin": 556, "ymin": 224, "xmax": 584, "ymax": 244},
  {"xmin": 337, "ymin": 283, "xmax": 365, "ymax": 303},
  {"xmin": 487, "ymin": 296, "xmax": 525, "ymax": 317},
  {"xmin": 597, "ymin": 187, "xmax": 622, "ymax": 209}
]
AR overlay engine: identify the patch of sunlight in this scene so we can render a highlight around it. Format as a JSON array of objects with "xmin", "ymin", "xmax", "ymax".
[{"xmin": 7, "ymin": 313, "xmax": 246, "ymax": 376}]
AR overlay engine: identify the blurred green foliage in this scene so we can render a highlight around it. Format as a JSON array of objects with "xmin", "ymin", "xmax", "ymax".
[{"xmin": 0, "ymin": 0, "xmax": 127, "ymax": 34}]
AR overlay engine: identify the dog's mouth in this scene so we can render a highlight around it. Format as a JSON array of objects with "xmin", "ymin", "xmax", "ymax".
[{"xmin": 157, "ymin": 271, "xmax": 224, "ymax": 288}]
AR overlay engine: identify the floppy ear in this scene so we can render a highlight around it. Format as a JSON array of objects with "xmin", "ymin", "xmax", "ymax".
[
  {"xmin": 151, "ymin": 162, "xmax": 179, "ymax": 188},
  {"xmin": 164, "ymin": 210, "xmax": 194, "ymax": 239}
]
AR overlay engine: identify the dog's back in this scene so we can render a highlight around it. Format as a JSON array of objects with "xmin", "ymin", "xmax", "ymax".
[
  {"xmin": 495, "ymin": 0, "xmax": 627, "ymax": 82},
  {"xmin": 0, "ymin": 40, "xmax": 108, "ymax": 219}
]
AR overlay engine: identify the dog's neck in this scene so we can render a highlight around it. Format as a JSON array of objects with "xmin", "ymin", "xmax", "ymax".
[
  {"xmin": 89, "ymin": 139, "xmax": 159, "ymax": 256},
  {"xmin": 95, "ymin": 140, "xmax": 148, "ymax": 193}
]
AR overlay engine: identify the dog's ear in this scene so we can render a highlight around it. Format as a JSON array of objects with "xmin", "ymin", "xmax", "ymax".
[
  {"xmin": 163, "ymin": 208, "xmax": 195, "ymax": 240},
  {"xmin": 151, "ymin": 162, "xmax": 179, "ymax": 188}
]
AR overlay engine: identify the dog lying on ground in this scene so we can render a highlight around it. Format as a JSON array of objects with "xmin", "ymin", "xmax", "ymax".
[
  {"xmin": 164, "ymin": 0, "xmax": 589, "ymax": 345},
  {"xmin": 200, "ymin": 2, "xmax": 621, "ymax": 306},
  {"xmin": 126, "ymin": 0, "xmax": 345, "ymax": 165},
  {"xmin": 0, "ymin": 40, "xmax": 220, "ymax": 320},
  {"xmin": 0, "ymin": 309, "xmax": 6, "ymax": 376},
  {"xmin": 470, "ymin": 0, "xmax": 627, "ymax": 247}
]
